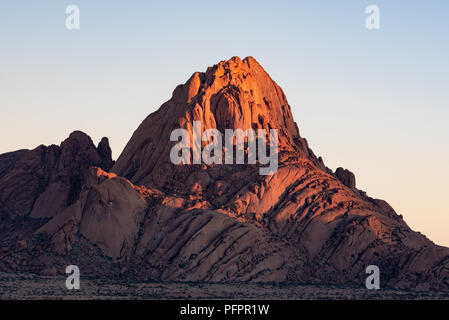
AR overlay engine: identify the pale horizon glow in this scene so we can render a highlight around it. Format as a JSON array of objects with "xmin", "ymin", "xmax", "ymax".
[{"xmin": 1, "ymin": 1, "xmax": 448, "ymax": 246}]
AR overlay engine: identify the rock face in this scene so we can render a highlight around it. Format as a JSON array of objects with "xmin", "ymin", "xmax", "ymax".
[
  {"xmin": 112, "ymin": 56, "xmax": 323, "ymax": 188},
  {"xmin": 335, "ymin": 167, "xmax": 356, "ymax": 189},
  {"xmin": 1, "ymin": 57, "xmax": 449, "ymax": 290},
  {"xmin": 37, "ymin": 167, "xmax": 148, "ymax": 258},
  {"xmin": 0, "ymin": 131, "xmax": 113, "ymax": 219},
  {"xmin": 0, "ymin": 149, "xmax": 28, "ymax": 179}
]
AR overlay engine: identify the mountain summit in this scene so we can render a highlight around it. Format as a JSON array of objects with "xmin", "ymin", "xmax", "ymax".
[
  {"xmin": 113, "ymin": 56, "xmax": 327, "ymax": 187},
  {"xmin": 1, "ymin": 57, "xmax": 448, "ymax": 290}
]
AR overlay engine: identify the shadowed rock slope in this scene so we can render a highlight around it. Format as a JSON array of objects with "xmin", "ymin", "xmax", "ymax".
[
  {"xmin": 0, "ymin": 150, "xmax": 28, "ymax": 179},
  {"xmin": 1, "ymin": 57, "xmax": 448, "ymax": 290}
]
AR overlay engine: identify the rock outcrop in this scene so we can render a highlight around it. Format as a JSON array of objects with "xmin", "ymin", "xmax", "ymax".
[
  {"xmin": 1, "ymin": 57, "xmax": 449, "ymax": 290},
  {"xmin": 0, "ymin": 131, "xmax": 113, "ymax": 219},
  {"xmin": 0, "ymin": 149, "xmax": 28, "ymax": 179},
  {"xmin": 37, "ymin": 167, "xmax": 148, "ymax": 258},
  {"xmin": 335, "ymin": 167, "xmax": 356, "ymax": 189},
  {"xmin": 112, "ymin": 56, "xmax": 323, "ymax": 187}
]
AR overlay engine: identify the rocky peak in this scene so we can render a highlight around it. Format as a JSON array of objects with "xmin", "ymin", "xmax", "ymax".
[
  {"xmin": 0, "ymin": 131, "xmax": 114, "ymax": 218},
  {"xmin": 171, "ymin": 56, "xmax": 304, "ymax": 151},
  {"xmin": 335, "ymin": 167, "xmax": 356, "ymax": 189},
  {"xmin": 0, "ymin": 149, "xmax": 28, "ymax": 179},
  {"xmin": 1, "ymin": 58, "xmax": 449, "ymax": 291},
  {"xmin": 113, "ymin": 56, "xmax": 317, "ymax": 186},
  {"xmin": 58, "ymin": 131, "xmax": 112, "ymax": 172},
  {"xmin": 97, "ymin": 137, "xmax": 114, "ymax": 171}
]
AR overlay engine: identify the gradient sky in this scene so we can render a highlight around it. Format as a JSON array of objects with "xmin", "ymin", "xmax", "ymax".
[{"xmin": 1, "ymin": 1, "xmax": 448, "ymax": 245}]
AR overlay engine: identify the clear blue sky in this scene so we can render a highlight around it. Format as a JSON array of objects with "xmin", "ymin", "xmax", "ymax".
[{"xmin": 1, "ymin": 1, "xmax": 448, "ymax": 245}]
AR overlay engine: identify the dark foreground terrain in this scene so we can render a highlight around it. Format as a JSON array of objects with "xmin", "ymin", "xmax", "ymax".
[{"xmin": 0, "ymin": 272, "xmax": 448, "ymax": 300}]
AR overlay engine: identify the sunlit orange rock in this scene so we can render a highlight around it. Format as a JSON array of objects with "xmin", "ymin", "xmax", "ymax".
[{"xmin": 1, "ymin": 57, "xmax": 449, "ymax": 290}]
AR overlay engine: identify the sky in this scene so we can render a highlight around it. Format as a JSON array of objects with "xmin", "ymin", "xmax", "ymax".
[{"xmin": 1, "ymin": 1, "xmax": 448, "ymax": 246}]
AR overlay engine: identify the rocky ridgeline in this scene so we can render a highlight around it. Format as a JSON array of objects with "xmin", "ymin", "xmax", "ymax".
[{"xmin": 1, "ymin": 57, "xmax": 448, "ymax": 290}]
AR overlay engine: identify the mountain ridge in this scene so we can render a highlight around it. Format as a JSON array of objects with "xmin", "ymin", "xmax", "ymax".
[{"xmin": 1, "ymin": 56, "xmax": 448, "ymax": 290}]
